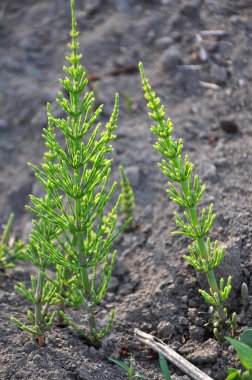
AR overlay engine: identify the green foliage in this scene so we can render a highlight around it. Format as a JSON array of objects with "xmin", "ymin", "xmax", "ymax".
[
  {"xmin": 124, "ymin": 92, "xmax": 134, "ymax": 116},
  {"xmin": 159, "ymin": 353, "xmax": 171, "ymax": 380},
  {"xmin": 241, "ymin": 283, "xmax": 249, "ymax": 312},
  {"xmin": 12, "ymin": 0, "xmax": 127, "ymax": 345},
  {"xmin": 119, "ymin": 165, "xmax": 135, "ymax": 229},
  {"xmin": 108, "ymin": 356, "xmax": 147, "ymax": 379},
  {"xmin": 0, "ymin": 213, "xmax": 24, "ymax": 273},
  {"xmin": 139, "ymin": 61, "xmax": 232, "ymax": 330},
  {"xmin": 11, "ymin": 215, "xmax": 59, "ymax": 345},
  {"xmin": 226, "ymin": 330, "xmax": 252, "ymax": 379}
]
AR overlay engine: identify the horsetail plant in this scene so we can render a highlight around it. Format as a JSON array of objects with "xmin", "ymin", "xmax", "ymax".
[
  {"xmin": 10, "ymin": 110, "xmax": 61, "ymax": 346},
  {"xmin": 10, "ymin": 216, "xmax": 59, "ymax": 346},
  {"xmin": 0, "ymin": 213, "xmax": 24, "ymax": 273},
  {"xmin": 119, "ymin": 165, "xmax": 135, "ymax": 230},
  {"xmin": 139, "ymin": 62, "xmax": 233, "ymax": 333},
  {"xmin": 12, "ymin": 0, "xmax": 128, "ymax": 346}
]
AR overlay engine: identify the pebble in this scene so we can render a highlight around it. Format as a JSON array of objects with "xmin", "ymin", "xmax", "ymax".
[
  {"xmin": 160, "ymin": 46, "xmax": 183, "ymax": 70},
  {"xmin": 23, "ymin": 341, "xmax": 36, "ymax": 353},
  {"xmin": 210, "ymin": 64, "xmax": 228, "ymax": 84},
  {"xmin": 78, "ymin": 366, "xmax": 92, "ymax": 380},
  {"xmin": 179, "ymin": 0, "xmax": 202, "ymax": 17},
  {"xmin": 20, "ymin": 36, "xmax": 40, "ymax": 52},
  {"xmin": 125, "ymin": 166, "xmax": 140, "ymax": 187},
  {"xmin": 118, "ymin": 282, "xmax": 133, "ymax": 296},
  {"xmin": 219, "ymin": 243, "xmax": 242, "ymax": 291},
  {"xmin": 107, "ymin": 276, "xmax": 119, "ymax": 292},
  {"xmin": 187, "ymin": 339, "xmax": 218, "ymax": 364},
  {"xmin": 32, "ymin": 354, "xmax": 44, "ymax": 366},
  {"xmin": 155, "ymin": 36, "xmax": 173, "ymax": 49},
  {"xmin": 199, "ymin": 157, "xmax": 217, "ymax": 180},
  {"xmin": 84, "ymin": 0, "xmax": 103, "ymax": 14},
  {"xmin": 113, "ymin": 257, "xmax": 128, "ymax": 276},
  {"xmin": 0, "ymin": 119, "xmax": 8, "ymax": 131},
  {"xmin": 218, "ymin": 40, "xmax": 233, "ymax": 60},
  {"xmin": 31, "ymin": 109, "xmax": 48, "ymax": 128},
  {"xmin": 3, "ymin": 57, "xmax": 22, "ymax": 72},
  {"xmin": 189, "ymin": 325, "xmax": 205, "ymax": 342},
  {"xmin": 157, "ymin": 320, "xmax": 174, "ymax": 337},
  {"xmin": 116, "ymin": 0, "xmax": 131, "ymax": 14},
  {"xmin": 14, "ymin": 370, "xmax": 31, "ymax": 379}
]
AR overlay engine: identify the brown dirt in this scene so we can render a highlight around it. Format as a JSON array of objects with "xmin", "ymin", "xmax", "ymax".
[{"xmin": 0, "ymin": 0, "xmax": 252, "ymax": 379}]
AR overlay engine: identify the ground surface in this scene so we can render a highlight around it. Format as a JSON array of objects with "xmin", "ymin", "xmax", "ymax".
[{"xmin": 0, "ymin": 0, "xmax": 252, "ymax": 379}]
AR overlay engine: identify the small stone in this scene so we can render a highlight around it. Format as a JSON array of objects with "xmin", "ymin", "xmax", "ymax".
[
  {"xmin": 189, "ymin": 325, "xmax": 205, "ymax": 342},
  {"xmin": 32, "ymin": 354, "xmax": 44, "ymax": 366},
  {"xmin": 188, "ymin": 299, "xmax": 198, "ymax": 308},
  {"xmin": 219, "ymin": 118, "xmax": 239, "ymax": 134},
  {"xmin": 0, "ymin": 119, "xmax": 8, "ymax": 131},
  {"xmin": 113, "ymin": 257, "xmax": 128, "ymax": 276},
  {"xmin": 147, "ymin": 30, "xmax": 156, "ymax": 43},
  {"xmin": 160, "ymin": 46, "xmax": 183, "ymax": 70},
  {"xmin": 20, "ymin": 36, "xmax": 40, "ymax": 52},
  {"xmin": 180, "ymin": 0, "xmax": 202, "ymax": 17},
  {"xmin": 187, "ymin": 339, "xmax": 218, "ymax": 364},
  {"xmin": 178, "ymin": 316, "xmax": 189, "ymax": 328},
  {"xmin": 3, "ymin": 57, "xmax": 22, "ymax": 72},
  {"xmin": 108, "ymin": 276, "xmax": 119, "ymax": 292},
  {"xmin": 116, "ymin": 0, "xmax": 131, "ymax": 14},
  {"xmin": 198, "ymin": 157, "xmax": 217, "ymax": 180},
  {"xmin": 118, "ymin": 282, "xmax": 133, "ymax": 296},
  {"xmin": 14, "ymin": 370, "xmax": 30, "ymax": 379},
  {"xmin": 157, "ymin": 321, "xmax": 174, "ymax": 338},
  {"xmin": 23, "ymin": 341, "xmax": 36, "ymax": 353},
  {"xmin": 155, "ymin": 36, "xmax": 173, "ymax": 49},
  {"xmin": 84, "ymin": 0, "xmax": 102, "ymax": 14},
  {"xmin": 210, "ymin": 64, "xmax": 228, "ymax": 84},
  {"xmin": 31, "ymin": 109, "xmax": 48, "ymax": 128},
  {"xmin": 218, "ymin": 41, "xmax": 233, "ymax": 60},
  {"xmin": 125, "ymin": 166, "xmax": 140, "ymax": 187},
  {"xmin": 78, "ymin": 366, "xmax": 92, "ymax": 380},
  {"xmin": 219, "ymin": 243, "xmax": 242, "ymax": 291}
]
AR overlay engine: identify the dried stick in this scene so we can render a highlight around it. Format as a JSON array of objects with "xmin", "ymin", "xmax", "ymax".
[{"xmin": 134, "ymin": 329, "xmax": 214, "ymax": 380}]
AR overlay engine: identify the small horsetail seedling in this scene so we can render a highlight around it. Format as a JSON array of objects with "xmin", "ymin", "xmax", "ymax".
[
  {"xmin": 10, "ymin": 215, "xmax": 58, "ymax": 346},
  {"xmin": 119, "ymin": 165, "xmax": 135, "ymax": 230},
  {"xmin": 0, "ymin": 213, "xmax": 24, "ymax": 273},
  {"xmin": 11, "ymin": 116, "xmax": 60, "ymax": 345},
  {"xmin": 12, "ymin": 0, "xmax": 128, "ymax": 346},
  {"xmin": 139, "ymin": 62, "xmax": 233, "ymax": 333}
]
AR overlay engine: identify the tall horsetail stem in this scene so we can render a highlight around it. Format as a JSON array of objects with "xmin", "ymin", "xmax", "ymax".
[
  {"xmin": 139, "ymin": 62, "xmax": 232, "ymax": 328},
  {"xmin": 12, "ymin": 0, "xmax": 129, "ymax": 345}
]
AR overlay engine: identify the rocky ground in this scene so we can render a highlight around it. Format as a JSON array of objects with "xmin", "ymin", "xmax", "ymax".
[{"xmin": 0, "ymin": 0, "xmax": 252, "ymax": 379}]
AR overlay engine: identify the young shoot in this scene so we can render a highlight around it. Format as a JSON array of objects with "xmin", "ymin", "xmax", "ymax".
[
  {"xmin": 0, "ymin": 213, "xmax": 24, "ymax": 274},
  {"xmin": 119, "ymin": 165, "xmax": 135, "ymax": 231},
  {"xmin": 13, "ymin": 0, "xmax": 128, "ymax": 346},
  {"xmin": 139, "ymin": 62, "xmax": 233, "ymax": 334},
  {"xmin": 11, "ymin": 202, "xmax": 59, "ymax": 346}
]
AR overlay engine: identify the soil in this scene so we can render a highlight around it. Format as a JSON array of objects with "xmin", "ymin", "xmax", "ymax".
[{"xmin": 0, "ymin": 0, "xmax": 252, "ymax": 379}]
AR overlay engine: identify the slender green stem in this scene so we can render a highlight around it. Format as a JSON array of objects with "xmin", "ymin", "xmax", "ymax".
[
  {"xmin": 35, "ymin": 271, "xmax": 44, "ymax": 336},
  {"xmin": 69, "ymin": 9, "xmax": 98, "ymax": 339},
  {"xmin": 170, "ymin": 145, "xmax": 226, "ymax": 320},
  {"xmin": 57, "ymin": 267, "xmax": 67, "ymax": 325}
]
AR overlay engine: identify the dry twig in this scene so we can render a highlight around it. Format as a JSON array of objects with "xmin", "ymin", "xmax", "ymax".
[{"xmin": 134, "ymin": 329, "xmax": 214, "ymax": 380}]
